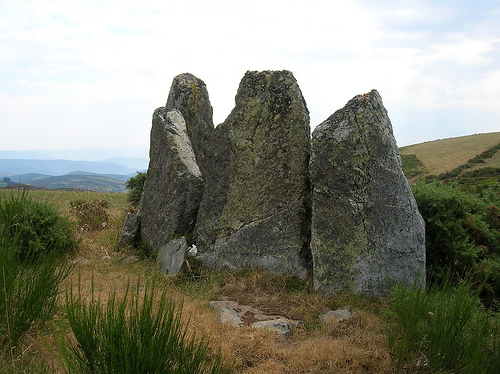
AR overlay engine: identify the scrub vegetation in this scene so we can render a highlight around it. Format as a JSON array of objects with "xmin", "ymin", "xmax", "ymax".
[{"xmin": 1, "ymin": 133, "xmax": 500, "ymax": 373}]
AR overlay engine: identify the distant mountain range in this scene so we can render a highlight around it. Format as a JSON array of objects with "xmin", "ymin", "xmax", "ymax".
[
  {"xmin": 0, "ymin": 148, "xmax": 149, "ymax": 192},
  {"xmin": 3, "ymin": 172, "xmax": 130, "ymax": 193},
  {"xmin": 0, "ymin": 159, "xmax": 147, "ymax": 177}
]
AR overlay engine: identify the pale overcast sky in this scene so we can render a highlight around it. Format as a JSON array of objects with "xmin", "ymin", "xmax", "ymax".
[{"xmin": 1, "ymin": 0, "xmax": 499, "ymax": 155}]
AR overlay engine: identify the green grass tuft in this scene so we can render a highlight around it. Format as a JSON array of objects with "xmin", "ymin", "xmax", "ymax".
[
  {"xmin": 0, "ymin": 235, "xmax": 72, "ymax": 353},
  {"xmin": 385, "ymin": 279, "xmax": 500, "ymax": 373},
  {"xmin": 54, "ymin": 277, "xmax": 230, "ymax": 374}
]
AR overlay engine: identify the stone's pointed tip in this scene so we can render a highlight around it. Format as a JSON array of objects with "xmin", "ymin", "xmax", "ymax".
[
  {"xmin": 174, "ymin": 72, "xmax": 197, "ymax": 80},
  {"xmin": 195, "ymin": 68, "xmax": 311, "ymax": 278},
  {"xmin": 310, "ymin": 86, "xmax": 425, "ymax": 297}
]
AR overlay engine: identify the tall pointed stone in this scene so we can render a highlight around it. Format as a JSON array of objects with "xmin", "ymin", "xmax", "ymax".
[
  {"xmin": 165, "ymin": 73, "xmax": 214, "ymax": 175},
  {"xmin": 195, "ymin": 70, "xmax": 312, "ymax": 278},
  {"xmin": 310, "ymin": 90, "xmax": 425, "ymax": 296},
  {"xmin": 140, "ymin": 108, "xmax": 204, "ymax": 253}
]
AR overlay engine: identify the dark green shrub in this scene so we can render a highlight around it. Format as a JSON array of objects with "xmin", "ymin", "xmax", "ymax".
[
  {"xmin": 125, "ymin": 172, "xmax": 146, "ymax": 207},
  {"xmin": 412, "ymin": 181, "xmax": 500, "ymax": 306},
  {"xmin": 385, "ymin": 280, "xmax": 500, "ymax": 373},
  {"xmin": 70, "ymin": 198, "xmax": 109, "ymax": 231},
  {"xmin": 462, "ymin": 167, "xmax": 500, "ymax": 179},
  {"xmin": 0, "ymin": 191, "xmax": 77, "ymax": 261},
  {"xmin": 401, "ymin": 153, "xmax": 426, "ymax": 177},
  {"xmin": 55, "ymin": 278, "xmax": 229, "ymax": 374}
]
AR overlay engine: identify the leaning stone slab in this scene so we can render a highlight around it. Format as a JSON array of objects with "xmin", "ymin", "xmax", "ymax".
[
  {"xmin": 156, "ymin": 237, "xmax": 187, "ymax": 275},
  {"xmin": 165, "ymin": 73, "xmax": 214, "ymax": 175},
  {"xmin": 310, "ymin": 90, "xmax": 425, "ymax": 296},
  {"xmin": 140, "ymin": 109, "xmax": 204, "ymax": 254},
  {"xmin": 195, "ymin": 70, "xmax": 312, "ymax": 278},
  {"xmin": 118, "ymin": 212, "xmax": 140, "ymax": 246}
]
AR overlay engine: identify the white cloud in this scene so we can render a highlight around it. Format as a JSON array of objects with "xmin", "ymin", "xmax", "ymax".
[{"xmin": 0, "ymin": 0, "xmax": 499, "ymax": 152}]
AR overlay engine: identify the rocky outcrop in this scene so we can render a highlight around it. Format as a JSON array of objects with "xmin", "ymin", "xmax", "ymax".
[
  {"xmin": 310, "ymin": 90, "xmax": 425, "ymax": 296},
  {"xmin": 140, "ymin": 109, "xmax": 204, "ymax": 253},
  {"xmin": 165, "ymin": 73, "xmax": 214, "ymax": 175},
  {"xmin": 124, "ymin": 71, "xmax": 426, "ymax": 297},
  {"xmin": 194, "ymin": 70, "xmax": 312, "ymax": 278}
]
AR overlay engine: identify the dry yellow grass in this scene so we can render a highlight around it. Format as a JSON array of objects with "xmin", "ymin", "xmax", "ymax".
[
  {"xmin": 400, "ymin": 131, "xmax": 500, "ymax": 176},
  {"xmin": 1, "ymin": 190, "xmax": 395, "ymax": 373}
]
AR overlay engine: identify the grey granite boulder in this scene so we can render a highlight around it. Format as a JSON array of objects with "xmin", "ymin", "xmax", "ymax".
[
  {"xmin": 140, "ymin": 109, "xmax": 204, "ymax": 254},
  {"xmin": 165, "ymin": 73, "xmax": 214, "ymax": 175},
  {"xmin": 195, "ymin": 70, "xmax": 312, "ymax": 278},
  {"xmin": 156, "ymin": 237, "xmax": 187, "ymax": 275},
  {"xmin": 310, "ymin": 90, "xmax": 425, "ymax": 296}
]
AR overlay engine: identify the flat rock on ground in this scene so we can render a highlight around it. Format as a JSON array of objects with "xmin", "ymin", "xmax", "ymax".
[{"xmin": 209, "ymin": 300, "xmax": 301, "ymax": 337}]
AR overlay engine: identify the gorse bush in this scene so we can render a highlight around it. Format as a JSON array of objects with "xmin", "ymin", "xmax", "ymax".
[
  {"xmin": 401, "ymin": 153, "xmax": 427, "ymax": 177},
  {"xmin": 55, "ymin": 278, "xmax": 229, "ymax": 374},
  {"xmin": 70, "ymin": 198, "xmax": 109, "ymax": 231},
  {"xmin": 412, "ymin": 181, "xmax": 500, "ymax": 306},
  {"xmin": 385, "ymin": 280, "xmax": 500, "ymax": 373},
  {"xmin": 0, "ymin": 191, "xmax": 77, "ymax": 261},
  {"xmin": 125, "ymin": 171, "xmax": 146, "ymax": 207}
]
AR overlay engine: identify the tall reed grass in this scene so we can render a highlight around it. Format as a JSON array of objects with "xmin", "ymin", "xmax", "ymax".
[
  {"xmin": 0, "ymin": 191, "xmax": 74, "ymax": 354},
  {"xmin": 385, "ymin": 280, "xmax": 500, "ymax": 373},
  {"xmin": 54, "ymin": 278, "xmax": 229, "ymax": 374},
  {"xmin": 0, "ymin": 235, "xmax": 72, "ymax": 354}
]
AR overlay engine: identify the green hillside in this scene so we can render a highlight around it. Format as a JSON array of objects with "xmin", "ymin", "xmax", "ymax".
[
  {"xmin": 1, "ymin": 175, "xmax": 127, "ymax": 192},
  {"xmin": 30, "ymin": 174, "xmax": 127, "ymax": 192},
  {"xmin": 399, "ymin": 132, "xmax": 500, "ymax": 180}
]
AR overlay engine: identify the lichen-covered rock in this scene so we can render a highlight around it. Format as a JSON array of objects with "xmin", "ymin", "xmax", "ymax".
[
  {"xmin": 140, "ymin": 109, "xmax": 204, "ymax": 253},
  {"xmin": 156, "ymin": 237, "xmax": 187, "ymax": 275},
  {"xmin": 165, "ymin": 73, "xmax": 214, "ymax": 175},
  {"xmin": 195, "ymin": 70, "xmax": 312, "ymax": 278},
  {"xmin": 310, "ymin": 90, "xmax": 425, "ymax": 296}
]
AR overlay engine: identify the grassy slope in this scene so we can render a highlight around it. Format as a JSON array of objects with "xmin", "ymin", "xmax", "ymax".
[
  {"xmin": 4, "ymin": 132, "xmax": 500, "ymax": 373},
  {"xmin": 0, "ymin": 189, "xmax": 393, "ymax": 373},
  {"xmin": 30, "ymin": 174, "xmax": 127, "ymax": 192},
  {"xmin": 400, "ymin": 132, "xmax": 500, "ymax": 176}
]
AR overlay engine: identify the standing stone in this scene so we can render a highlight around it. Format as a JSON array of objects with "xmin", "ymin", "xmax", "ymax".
[
  {"xmin": 310, "ymin": 90, "xmax": 425, "ymax": 296},
  {"xmin": 195, "ymin": 70, "xmax": 312, "ymax": 278},
  {"xmin": 140, "ymin": 109, "xmax": 204, "ymax": 254},
  {"xmin": 165, "ymin": 73, "xmax": 214, "ymax": 175}
]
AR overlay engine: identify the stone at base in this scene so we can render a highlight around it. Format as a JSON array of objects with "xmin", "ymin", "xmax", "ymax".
[
  {"xmin": 156, "ymin": 237, "xmax": 187, "ymax": 275},
  {"xmin": 319, "ymin": 309, "xmax": 352, "ymax": 324}
]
